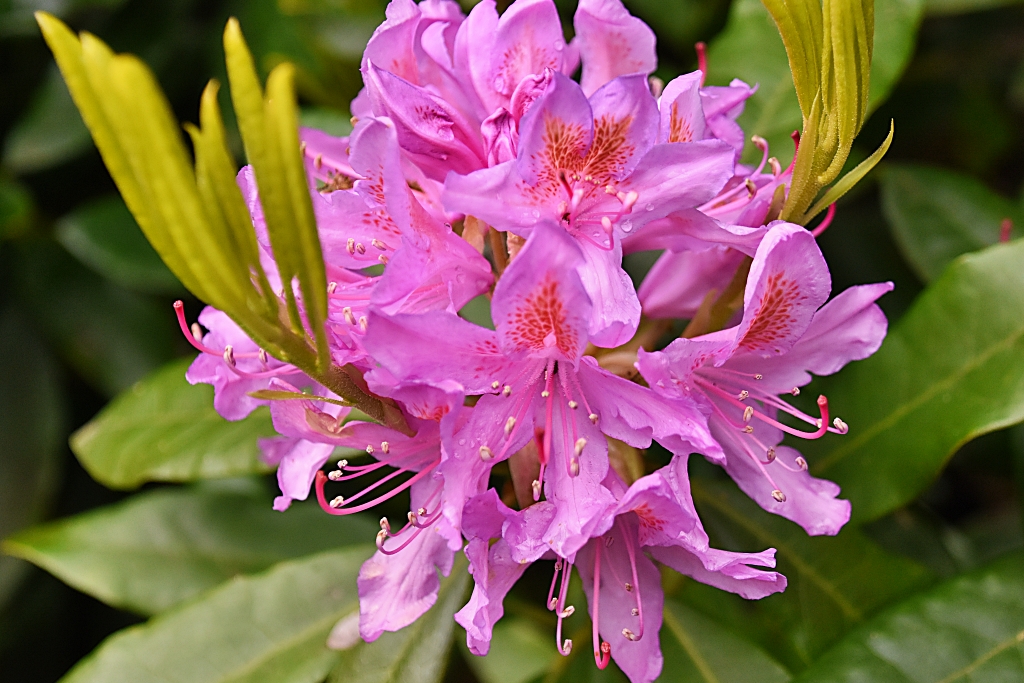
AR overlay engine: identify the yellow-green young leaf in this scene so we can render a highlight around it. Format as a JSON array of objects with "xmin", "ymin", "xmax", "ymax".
[
  {"xmin": 223, "ymin": 20, "xmax": 328, "ymax": 364},
  {"xmin": 792, "ymin": 553, "xmax": 1024, "ymax": 683},
  {"xmin": 34, "ymin": 13, "xmax": 194, "ymax": 290},
  {"xmin": 801, "ymin": 237, "xmax": 1024, "ymax": 523},
  {"xmin": 329, "ymin": 554, "xmax": 470, "ymax": 683},
  {"xmin": 3, "ymin": 485, "xmax": 374, "ymax": 615},
  {"xmin": 57, "ymin": 548, "xmax": 369, "ymax": 683},
  {"xmin": 70, "ymin": 358, "xmax": 276, "ymax": 489}
]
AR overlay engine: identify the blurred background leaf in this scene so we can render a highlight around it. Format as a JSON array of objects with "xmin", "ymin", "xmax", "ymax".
[
  {"xmin": 3, "ymin": 481, "xmax": 375, "ymax": 614},
  {"xmin": 54, "ymin": 196, "xmax": 184, "ymax": 295},
  {"xmin": 792, "ymin": 552, "xmax": 1024, "ymax": 683},
  {"xmin": 58, "ymin": 546, "xmax": 371, "ymax": 683},
  {"xmin": 69, "ymin": 358, "xmax": 276, "ymax": 489}
]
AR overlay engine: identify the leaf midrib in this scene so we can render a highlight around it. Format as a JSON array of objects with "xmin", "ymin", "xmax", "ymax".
[
  {"xmin": 932, "ymin": 628, "xmax": 1024, "ymax": 683},
  {"xmin": 662, "ymin": 606, "xmax": 722, "ymax": 683},
  {"xmin": 812, "ymin": 316, "xmax": 1024, "ymax": 474}
]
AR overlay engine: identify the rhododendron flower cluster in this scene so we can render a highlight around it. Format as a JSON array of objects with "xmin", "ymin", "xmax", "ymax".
[{"xmin": 177, "ymin": 0, "xmax": 891, "ymax": 679}]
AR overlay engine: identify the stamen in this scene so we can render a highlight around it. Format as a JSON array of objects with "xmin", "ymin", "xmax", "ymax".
[
  {"xmin": 379, "ymin": 517, "xmax": 391, "ymax": 534},
  {"xmin": 174, "ymin": 301, "xmax": 219, "ymax": 355},
  {"xmin": 589, "ymin": 413, "xmax": 599, "ymax": 424},
  {"xmin": 559, "ymin": 605, "xmax": 575, "ymax": 618},
  {"xmin": 371, "ymin": 238, "xmax": 387, "ymax": 250},
  {"xmin": 343, "ymin": 307, "xmax": 356, "ymax": 325},
  {"xmin": 314, "ymin": 463, "xmax": 439, "ymax": 516},
  {"xmin": 766, "ymin": 447, "xmax": 776, "ymax": 462},
  {"xmin": 772, "ymin": 489, "xmax": 787, "ymax": 502},
  {"xmin": 328, "ymin": 470, "xmax": 343, "ymax": 481},
  {"xmin": 479, "ymin": 445, "xmax": 494, "ymax": 461},
  {"xmin": 811, "ymin": 203, "xmax": 837, "ymax": 238},
  {"xmin": 346, "ymin": 238, "xmax": 355, "ymax": 255},
  {"xmin": 532, "ymin": 479, "xmax": 542, "ymax": 500},
  {"xmin": 503, "ymin": 385, "xmax": 512, "ymax": 396},
  {"xmin": 491, "ymin": 381, "xmax": 500, "ymax": 389},
  {"xmin": 738, "ymin": 390, "xmax": 749, "ymax": 400},
  {"xmin": 191, "ymin": 322, "xmax": 203, "ymax": 341},
  {"xmin": 547, "ymin": 559, "xmax": 563, "ymax": 611},
  {"xmin": 504, "ymin": 416, "xmax": 516, "ymax": 438},
  {"xmin": 568, "ymin": 400, "xmax": 578, "ymax": 409},
  {"xmin": 358, "ymin": 316, "xmax": 368, "ymax": 331},
  {"xmin": 222, "ymin": 345, "xmax": 235, "ymax": 366},
  {"xmin": 791, "ymin": 387, "xmax": 800, "ymax": 396},
  {"xmin": 743, "ymin": 406, "xmax": 754, "ymax": 422},
  {"xmin": 769, "ymin": 157, "xmax": 781, "ymax": 176},
  {"xmin": 330, "ymin": 496, "xmax": 344, "ymax": 508},
  {"xmin": 327, "ymin": 281, "xmax": 338, "ymax": 294},
  {"xmin": 593, "ymin": 540, "xmax": 611, "ymax": 669},
  {"xmin": 620, "ymin": 520, "xmax": 645, "ymax": 641},
  {"xmin": 832, "ymin": 417, "xmax": 849, "ymax": 434},
  {"xmin": 574, "ymin": 438, "xmax": 587, "ymax": 457},
  {"xmin": 381, "ymin": 441, "xmax": 390, "ymax": 454}
]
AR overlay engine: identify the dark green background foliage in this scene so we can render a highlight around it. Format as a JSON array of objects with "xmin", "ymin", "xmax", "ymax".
[{"xmin": 2, "ymin": 0, "xmax": 1024, "ymax": 680}]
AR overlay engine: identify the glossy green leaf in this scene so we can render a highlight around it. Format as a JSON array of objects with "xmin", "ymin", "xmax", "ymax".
[
  {"xmin": 660, "ymin": 600, "xmax": 792, "ymax": 683},
  {"xmin": 0, "ymin": 310, "xmax": 66, "ymax": 613},
  {"xmin": 70, "ymin": 357, "xmax": 276, "ymax": 489},
  {"xmin": 793, "ymin": 553, "xmax": 1024, "ymax": 683},
  {"xmin": 881, "ymin": 163, "xmax": 1024, "ymax": 282},
  {"xmin": 707, "ymin": 0, "xmax": 923, "ymax": 167},
  {"xmin": 681, "ymin": 476, "xmax": 932, "ymax": 670},
  {"xmin": 328, "ymin": 554, "xmax": 470, "ymax": 683},
  {"xmin": 1, "ymin": 65, "xmax": 91, "ymax": 173},
  {"xmin": 3, "ymin": 483, "xmax": 375, "ymax": 615},
  {"xmin": 803, "ymin": 237, "xmax": 1024, "ymax": 523},
  {"xmin": 58, "ymin": 547, "xmax": 369, "ymax": 683},
  {"xmin": 11, "ymin": 238, "xmax": 178, "ymax": 396},
  {"xmin": 464, "ymin": 615, "xmax": 556, "ymax": 683},
  {"xmin": 55, "ymin": 195, "xmax": 183, "ymax": 294}
]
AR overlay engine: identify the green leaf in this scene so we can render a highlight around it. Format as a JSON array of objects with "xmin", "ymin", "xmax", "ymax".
[
  {"xmin": 58, "ymin": 547, "xmax": 369, "ymax": 683},
  {"xmin": 55, "ymin": 195, "xmax": 184, "ymax": 294},
  {"xmin": 793, "ymin": 553, "xmax": 1024, "ymax": 683},
  {"xmin": 3, "ymin": 483, "xmax": 375, "ymax": 615},
  {"xmin": 70, "ymin": 357, "xmax": 276, "ymax": 489},
  {"xmin": 0, "ymin": 178, "xmax": 33, "ymax": 240},
  {"xmin": 0, "ymin": 310, "xmax": 66, "ymax": 613},
  {"xmin": 660, "ymin": 600, "xmax": 792, "ymax": 683},
  {"xmin": 681, "ymin": 476, "xmax": 932, "ymax": 670},
  {"xmin": 707, "ymin": 0, "xmax": 923, "ymax": 167},
  {"xmin": 11, "ymin": 238, "xmax": 178, "ymax": 396},
  {"xmin": 1, "ymin": 65, "xmax": 91, "ymax": 173},
  {"xmin": 464, "ymin": 615, "xmax": 556, "ymax": 683},
  {"xmin": 880, "ymin": 163, "xmax": 1024, "ymax": 283},
  {"xmin": 802, "ymin": 237, "xmax": 1024, "ymax": 523},
  {"xmin": 328, "ymin": 553, "xmax": 470, "ymax": 683}
]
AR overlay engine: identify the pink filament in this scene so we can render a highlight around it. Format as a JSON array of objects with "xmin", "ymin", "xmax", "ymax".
[
  {"xmin": 593, "ymin": 541, "xmax": 611, "ymax": 669},
  {"xmin": 314, "ymin": 463, "xmax": 438, "ymax": 516},
  {"xmin": 811, "ymin": 204, "xmax": 836, "ymax": 238},
  {"xmin": 620, "ymin": 521, "xmax": 645, "ymax": 641}
]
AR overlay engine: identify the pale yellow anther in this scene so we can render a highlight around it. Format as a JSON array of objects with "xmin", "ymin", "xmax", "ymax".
[
  {"xmin": 479, "ymin": 445, "xmax": 494, "ymax": 461},
  {"xmin": 743, "ymin": 406, "xmax": 754, "ymax": 422}
]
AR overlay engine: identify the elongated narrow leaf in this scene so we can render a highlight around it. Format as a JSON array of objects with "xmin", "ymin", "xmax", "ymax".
[
  {"xmin": 70, "ymin": 358, "xmax": 276, "ymax": 488},
  {"xmin": 329, "ymin": 554, "xmax": 470, "ymax": 683},
  {"xmin": 59, "ymin": 547, "xmax": 369, "ymax": 683},
  {"xmin": 881, "ymin": 163, "xmax": 1024, "ymax": 282},
  {"xmin": 707, "ymin": 0, "xmax": 923, "ymax": 166},
  {"xmin": 3, "ymin": 484, "xmax": 375, "ymax": 615},
  {"xmin": 661, "ymin": 600, "xmax": 792, "ymax": 683},
  {"xmin": 793, "ymin": 553, "xmax": 1024, "ymax": 683},
  {"xmin": 682, "ymin": 476, "xmax": 932, "ymax": 670},
  {"xmin": 803, "ymin": 237, "xmax": 1024, "ymax": 523}
]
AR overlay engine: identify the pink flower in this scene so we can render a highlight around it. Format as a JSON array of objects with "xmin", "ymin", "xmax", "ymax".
[
  {"xmin": 455, "ymin": 454, "xmax": 785, "ymax": 683},
  {"xmin": 443, "ymin": 71, "xmax": 736, "ymax": 345},
  {"xmin": 361, "ymin": 221, "xmax": 720, "ymax": 560},
  {"xmin": 637, "ymin": 222, "xmax": 892, "ymax": 535}
]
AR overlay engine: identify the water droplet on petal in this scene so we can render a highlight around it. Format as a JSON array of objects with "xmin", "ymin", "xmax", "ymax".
[
  {"xmin": 621, "ymin": 219, "xmax": 633, "ymax": 232},
  {"xmin": 531, "ymin": 209, "xmax": 541, "ymax": 218},
  {"xmin": 493, "ymin": 76, "xmax": 506, "ymax": 93},
  {"xmin": 645, "ymin": 203, "xmax": 654, "ymax": 211}
]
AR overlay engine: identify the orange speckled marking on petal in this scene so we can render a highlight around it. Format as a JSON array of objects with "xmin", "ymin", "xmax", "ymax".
[
  {"xmin": 506, "ymin": 276, "xmax": 577, "ymax": 357},
  {"xmin": 632, "ymin": 503, "xmax": 666, "ymax": 533},
  {"xmin": 737, "ymin": 272, "xmax": 805, "ymax": 351},
  {"xmin": 668, "ymin": 102, "xmax": 693, "ymax": 143},
  {"xmin": 525, "ymin": 114, "xmax": 634, "ymax": 203}
]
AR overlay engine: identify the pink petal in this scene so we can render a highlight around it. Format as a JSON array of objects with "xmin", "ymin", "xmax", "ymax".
[{"xmin": 574, "ymin": 0, "xmax": 657, "ymax": 97}]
